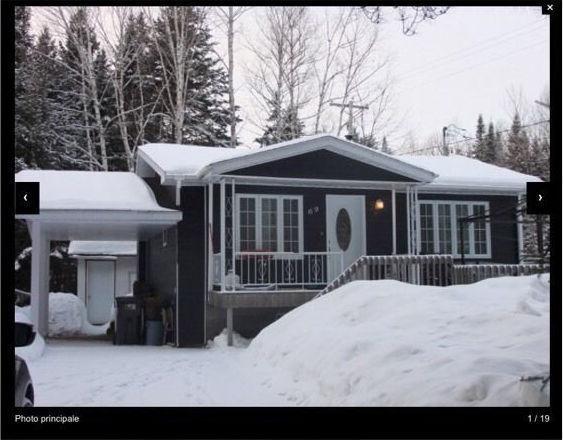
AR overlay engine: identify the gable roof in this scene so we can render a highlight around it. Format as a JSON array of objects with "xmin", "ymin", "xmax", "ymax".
[
  {"xmin": 136, "ymin": 134, "xmax": 438, "ymax": 184},
  {"xmin": 399, "ymin": 155, "xmax": 541, "ymax": 192}
]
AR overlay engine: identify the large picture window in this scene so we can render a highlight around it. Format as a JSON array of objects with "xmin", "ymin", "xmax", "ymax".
[
  {"xmin": 418, "ymin": 201, "xmax": 491, "ymax": 258},
  {"xmin": 236, "ymin": 194, "xmax": 303, "ymax": 254}
]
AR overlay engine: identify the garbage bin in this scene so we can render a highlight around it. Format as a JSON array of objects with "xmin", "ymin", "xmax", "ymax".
[
  {"xmin": 145, "ymin": 320, "xmax": 163, "ymax": 345},
  {"xmin": 114, "ymin": 297, "xmax": 143, "ymax": 345}
]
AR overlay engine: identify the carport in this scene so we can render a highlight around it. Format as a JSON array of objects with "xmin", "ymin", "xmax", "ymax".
[{"xmin": 15, "ymin": 170, "xmax": 182, "ymax": 336}]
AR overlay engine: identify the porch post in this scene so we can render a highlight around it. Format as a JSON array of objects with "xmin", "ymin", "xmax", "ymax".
[
  {"xmin": 414, "ymin": 187, "xmax": 419, "ymax": 255},
  {"xmin": 517, "ymin": 192, "xmax": 524, "ymax": 263},
  {"xmin": 208, "ymin": 180, "xmax": 214, "ymax": 291},
  {"xmin": 391, "ymin": 188, "xmax": 397, "ymax": 255},
  {"xmin": 231, "ymin": 178, "xmax": 236, "ymax": 292},
  {"xmin": 406, "ymin": 187, "xmax": 411, "ymax": 255},
  {"xmin": 220, "ymin": 179, "xmax": 226, "ymax": 292},
  {"xmin": 226, "ymin": 307, "xmax": 233, "ymax": 347},
  {"xmin": 30, "ymin": 221, "xmax": 49, "ymax": 336}
]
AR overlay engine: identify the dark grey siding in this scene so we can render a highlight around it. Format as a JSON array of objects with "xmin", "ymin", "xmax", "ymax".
[
  {"xmin": 229, "ymin": 149, "xmax": 417, "ymax": 182},
  {"xmin": 212, "ymin": 184, "xmax": 397, "ymax": 256},
  {"xmin": 418, "ymin": 193, "xmax": 519, "ymax": 264},
  {"xmin": 176, "ymin": 186, "xmax": 207, "ymax": 347}
]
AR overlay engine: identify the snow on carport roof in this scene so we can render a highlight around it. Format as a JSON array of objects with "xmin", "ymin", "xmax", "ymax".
[
  {"xmin": 399, "ymin": 155, "xmax": 541, "ymax": 191},
  {"xmin": 68, "ymin": 241, "xmax": 137, "ymax": 256},
  {"xmin": 15, "ymin": 170, "xmax": 177, "ymax": 212}
]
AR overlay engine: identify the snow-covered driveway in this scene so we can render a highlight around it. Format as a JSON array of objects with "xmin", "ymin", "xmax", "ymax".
[{"xmin": 27, "ymin": 339, "xmax": 285, "ymax": 406}]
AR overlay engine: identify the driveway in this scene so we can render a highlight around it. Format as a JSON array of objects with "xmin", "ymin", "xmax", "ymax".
[{"xmin": 26, "ymin": 339, "xmax": 286, "ymax": 406}]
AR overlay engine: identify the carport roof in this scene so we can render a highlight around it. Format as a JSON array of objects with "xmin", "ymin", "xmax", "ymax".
[{"xmin": 15, "ymin": 170, "xmax": 181, "ymax": 240}]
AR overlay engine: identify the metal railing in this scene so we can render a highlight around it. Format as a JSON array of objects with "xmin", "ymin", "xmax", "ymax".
[
  {"xmin": 317, "ymin": 254, "xmax": 454, "ymax": 297},
  {"xmin": 214, "ymin": 251, "xmax": 344, "ymax": 292},
  {"xmin": 453, "ymin": 263, "xmax": 549, "ymax": 284}
]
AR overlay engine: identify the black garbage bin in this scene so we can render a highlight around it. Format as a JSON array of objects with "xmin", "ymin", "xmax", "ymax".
[{"xmin": 114, "ymin": 297, "xmax": 143, "ymax": 345}]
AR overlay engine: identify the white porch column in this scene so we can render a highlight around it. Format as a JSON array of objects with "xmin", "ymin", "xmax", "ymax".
[
  {"xmin": 517, "ymin": 192, "xmax": 524, "ymax": 263},
  {"xmin": 220, "ymin": 179, "xmax": 226, "ymax": 292},
  {"xmin": 208, "ymin": 180, "xmax": 214, "ymax": 291},
  {"xmin": 231, "ymin": 178, "xmax": 236, "ymax": 292},
  {"xmin": 414, "ymin": 187, "xmax": 419, "ymax": 255},
  {"xmin": 30, "ymin": 221, "xmax": 49, "ymax": 336},
  {"xmin": 406, "ymin": 187, "xmax": 411, "ymax": 255},
  {"xmin": 391, "ymin": 188, "xmax": 397, "ymax": 255}
]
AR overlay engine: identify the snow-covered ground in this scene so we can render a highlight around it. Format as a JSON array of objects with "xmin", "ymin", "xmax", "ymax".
[
  {"xmin": 21, "ymin": 275, "xmax": 549, "ymax": 407},
  {"xmin": 246, "ymin": 274, "xmax": 550, "ymax": 406}
]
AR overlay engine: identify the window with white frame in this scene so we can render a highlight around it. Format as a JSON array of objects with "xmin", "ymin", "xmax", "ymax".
[
  {"xmin": 236, "ymin": 194, "xmax": 303, "ymax": 254},
  {"xmin": 418, "ymin": 201, "xmax": 491, "ymax": 258}
]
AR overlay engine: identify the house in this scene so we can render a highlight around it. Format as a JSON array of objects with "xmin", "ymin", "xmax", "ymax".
[
  {"xmin": 16, "ymin": 134, "xmax": 541, "ymax": 347},
  {"xmin": 68, "ymin": 241, "xmax": 137, "ymax": 325}
]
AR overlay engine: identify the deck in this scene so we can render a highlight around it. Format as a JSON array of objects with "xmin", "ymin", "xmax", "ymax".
[{"xmin": 208, "ymin": 289, "xmax": 319, "ymax": 309}]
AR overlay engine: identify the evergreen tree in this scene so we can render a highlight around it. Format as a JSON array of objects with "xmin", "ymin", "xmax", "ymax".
[
  {"xmin": 472, "ymin": 114, "xmax": 486, "ymax": 160},
  {"xmin": 255, "ymin": 97, "xmax": 304, "ymax": 146},
  {"xmin": 152, "ymin": 7, "xmax": 234, "ymax": 146},
  {"xmin": 505, "ymin": 112, "xmax": 531, "ymax": 174},
  {"xmin": 381, "ymin": 136, "xmax": 392, "ymax": 154},
  {"xmin": 482, "ymin": 122, "xmax": 499, "ymax": 164}
]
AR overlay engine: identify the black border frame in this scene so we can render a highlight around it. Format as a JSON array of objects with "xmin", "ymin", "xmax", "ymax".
[{"xmin": 2, "ymin": 1, "xmax": 561, "ymax": 438}]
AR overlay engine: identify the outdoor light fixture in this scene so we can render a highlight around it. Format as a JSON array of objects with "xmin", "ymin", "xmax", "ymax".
[{"xmin": 374, "ymin": 199, "xmax": 385, "ymax": 211}]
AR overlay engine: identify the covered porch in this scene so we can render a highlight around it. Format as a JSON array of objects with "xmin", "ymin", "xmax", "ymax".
[{"xmin": 15, "ymin": 170, "xmax": 182, "ymax": 337}]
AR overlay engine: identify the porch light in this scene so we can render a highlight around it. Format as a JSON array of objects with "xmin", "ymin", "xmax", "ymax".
[{"xmin": 374, "ymin": 199, "xmax": 385, "ymax": 211}]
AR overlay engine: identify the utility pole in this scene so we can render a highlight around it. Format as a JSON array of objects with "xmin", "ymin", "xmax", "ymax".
[{"xmin": 330, "ymin": 100, "xmax": 369, "ymax": 140}]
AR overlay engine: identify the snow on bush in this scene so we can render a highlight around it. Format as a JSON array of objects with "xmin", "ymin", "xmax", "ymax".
[
  {"xmin": 207, "ymin": 328, "xmax": 250, "ymax": 349},
  {"xmin": 48, "ymin": 292, "xmax": 109, "ymax": 337},
  {"xmin": 245, "ymin": 275, "xmax": 550, "ymax": 406}
]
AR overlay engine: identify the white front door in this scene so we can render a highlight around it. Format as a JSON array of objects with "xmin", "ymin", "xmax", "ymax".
[
  {"xmin": 326, "ymin": 195, "xmax": 366, "ymax": 281},
  {"xmin": 86, "ymin": 260, "xmax": 115, "ymax": 325}
]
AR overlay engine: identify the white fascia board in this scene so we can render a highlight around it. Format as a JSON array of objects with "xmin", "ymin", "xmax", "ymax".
[
  {"xmin": 405, "ymin": 184, "xmax": 524, "ymax": 196},
  {"xmin": 199, "ymin": 136, "xmax": 437, "ymax": 183},
  {"xmin": 136, "ymin": 149, "xmax": 170, "ymax": 184},
  {"xmin": 216, "ymin": 174, "xmax": 421, "ymax": 190},
  {"xmin": 16, "ymin": 209, "xmax": 182, "ymax": 223}
]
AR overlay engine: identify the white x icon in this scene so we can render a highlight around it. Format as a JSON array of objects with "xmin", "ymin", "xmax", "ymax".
[{"xmin": 547, "ymin": 4, "xmax": 553, "ymax": 10}]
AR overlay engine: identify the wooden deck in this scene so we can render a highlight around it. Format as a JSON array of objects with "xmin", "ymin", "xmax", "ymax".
[{"xmin": 208, "ymin": 289, "xmax": 319, "ymax": 309}]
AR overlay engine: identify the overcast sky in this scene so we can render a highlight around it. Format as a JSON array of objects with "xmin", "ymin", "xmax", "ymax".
[{"xmin": 30, "ymin": 6, "xmax": 550, "ymax": 153}]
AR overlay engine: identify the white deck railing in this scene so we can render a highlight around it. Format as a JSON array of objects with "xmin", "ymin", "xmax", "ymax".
[{"xmin": 213, "ymin": 251, "xmax": 344, "ymax": 292}]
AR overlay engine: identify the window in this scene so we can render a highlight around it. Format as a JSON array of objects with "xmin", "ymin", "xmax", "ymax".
[
  {"xmin": 418, "ymin": 201, "xmax": 491, "ymax": 258},
  {"xmin": 236, "ymin": 194, "xmax": 303, "ymax": 254}
]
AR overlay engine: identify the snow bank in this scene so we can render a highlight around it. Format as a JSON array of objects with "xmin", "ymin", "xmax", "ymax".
[
  {"xmin": 15, "ymin": 306, "xmax": 46, "ymax": 361},
  {"xmin": 245, "ymin": 275, "xmax": 550, "ymax": 406},
  {"xmin": 207, "ymin": 329, "xmax": 250, "ymax": 349},
  {"xmin": 48, "ymin": 293, "xmax": 109, "ymax": 337}
]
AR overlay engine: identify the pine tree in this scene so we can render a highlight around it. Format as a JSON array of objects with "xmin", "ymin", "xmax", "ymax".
[
  {"xmin": 505, "ymin": 112, "xmax": 531, "ymax": 174},
  {"xmin": 255, "ymin": 95, "xmax": 304, "ymax": 146},
  {"xmin": 482, "ymin": 122, "xmax": 498, "ymax": 164},
  {"xmin": 381, "ymin": 136, "xmax": 392, "ymax": 154},
  {"xmin": 472, "ymin": 114, "xmax": 486, "ymax": 160}
]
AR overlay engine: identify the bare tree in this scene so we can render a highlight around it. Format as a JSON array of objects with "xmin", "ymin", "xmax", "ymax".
[
  {"xmin": 247, "ymin": 7, "xmax": 314, "ymax": 143},
  {"xmin": 214, "ymin": 7, "xmax": 249, "ymax": 147},
  {"xmin": 44, "ymin": 6, "xmax": 111, "ymax": 170},
  {"xmin": 362, "ymin": 6, "xmax": 450, "ymax": 35},
  {"xmin": 145, "ymin": 7, "xmax": 207, "ymax": 144}
]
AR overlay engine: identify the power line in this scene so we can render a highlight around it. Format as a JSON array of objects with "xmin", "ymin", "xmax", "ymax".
[
  {"xmin": 398, "ymin": 119, "xmax": 550, "ymax": 155},
  {"xmin": 397, "ymin": 38, "xmax": 548, "ymax": 95},
  {"xmin": 394, "ymin": 18, "xmax": 547, "ymax": 84}
]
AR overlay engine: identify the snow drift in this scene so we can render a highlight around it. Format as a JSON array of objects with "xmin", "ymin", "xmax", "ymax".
[
  {"xmin": 246, "ymin": 275, "xmax": 550, "ymax": 406},
  {"xmin": 15, "ymin": 307, "xmax": 46, "ymax": 361},
  {"xmin": 18, "ymin": 293, "xmax": 109, "ymax": 339}
]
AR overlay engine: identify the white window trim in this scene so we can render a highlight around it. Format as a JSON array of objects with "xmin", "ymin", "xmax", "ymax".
[
  {"xmin": 417, "ymin": 200, "xmax": 492, "ymax": 259},
  {"xmin": 235, "ymin": 194, "xmax": 304, "ymax": 258}
]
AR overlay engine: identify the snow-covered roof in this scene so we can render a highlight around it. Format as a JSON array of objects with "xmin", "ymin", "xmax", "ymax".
[
  {"xmin": 15, "ymin": 170, "xmax": 178, "ymax": 212},
  {"xmin": 68, "ymin": 241, "xmax": 137, "ymax": 256},
  {"xmin": 137, "ymin": 134, "xmax": 437, "ymax": 184},
  {"xmin": 399, "ymin": 155, "xmax": 541, "ymax": 192}
]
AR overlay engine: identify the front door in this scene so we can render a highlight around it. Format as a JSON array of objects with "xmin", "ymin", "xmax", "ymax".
[
  {"xmin": 86, "ymin": 260, "xmax": 115, "ymax": 325},
  {"xmin": 326, "ymin": 195, "xmax": 366, "ymax": 281}
]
